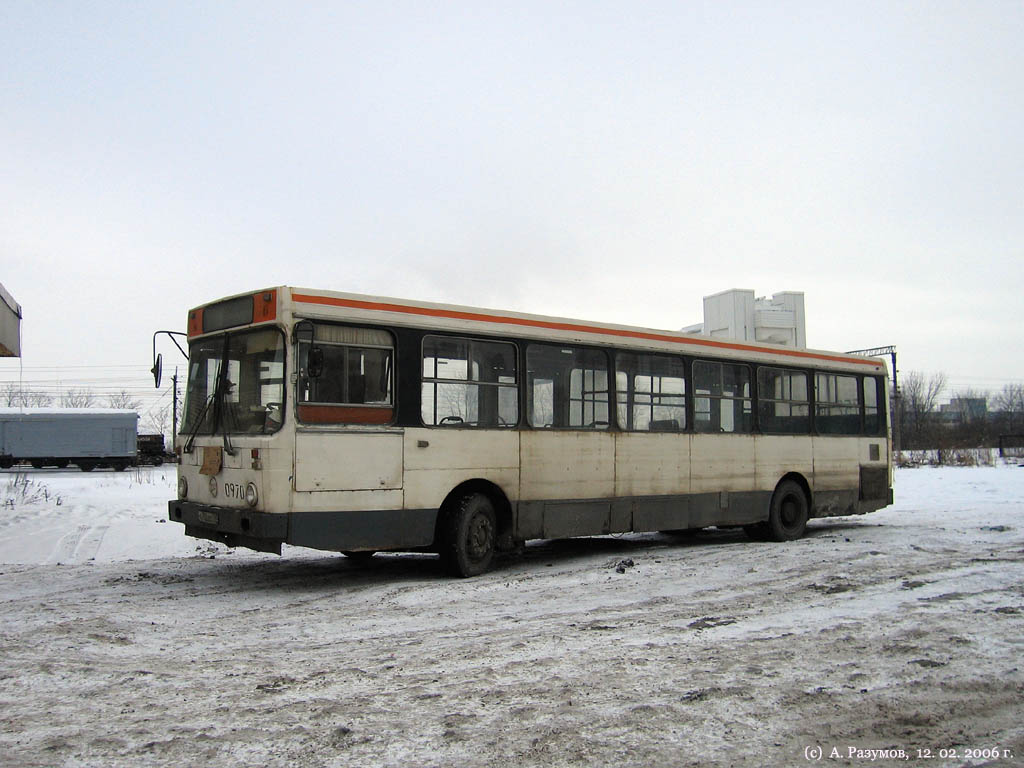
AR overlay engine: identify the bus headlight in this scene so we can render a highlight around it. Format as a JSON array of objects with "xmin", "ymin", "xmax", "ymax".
[
  {"xmin": 208, "ymin": 476, "xmax": 218, "ymax": 498},
  {"xmin": 245, "ymin": 482, "xmax": 258, "ymax": 508},
  {"xmin": 178, "ymin": 476, "xmax": 188, "ymax": 499}
]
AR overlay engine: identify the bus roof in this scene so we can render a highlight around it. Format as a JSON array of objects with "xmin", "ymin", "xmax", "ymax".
[{"xmin": 195, "ymin": 286, "xmax": 888, "ymax": 373}]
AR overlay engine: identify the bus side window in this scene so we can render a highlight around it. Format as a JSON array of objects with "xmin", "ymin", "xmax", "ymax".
[
  {"xmin": 863, "ymin": 376, "xmax": 882, "ymax": 435},
  {"xmin": 421, "ymin": 336, "xmax": 518, "ymax": 427},
  {"xmin": 815, "ymin": 372, "xmax": 861, "ymax": 435},
  {"xmin": 296, "ymin": 325, "xmax": 394, "ymax": 424},
  {"xmin": 694, "ymin": 360, "xmax": 752, "ymax": 433},
  {"xmin": 615, "ymin": 352, "xmax": 686, "ymax": 432},
  {"xmin": 757, "ymin": 367, "xmax": 809, "ymax": 434},
  {"xmin": 527, "ymin": 344, "xmax": 609, "ymax": 429}
]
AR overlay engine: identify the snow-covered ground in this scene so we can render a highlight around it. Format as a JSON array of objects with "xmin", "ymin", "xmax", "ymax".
[
  {"xmin": 0, "ymin": 468, "xmax": 194, "ymax": 565},
  {"xmin": 1, "ymin": 466, "xmax": 1022, "ymax": 767}
]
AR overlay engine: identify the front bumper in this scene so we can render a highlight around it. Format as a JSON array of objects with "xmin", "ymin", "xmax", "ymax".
[{"xmin": 168, "ymin": 500, "xmax": 288, "ymax": 555}]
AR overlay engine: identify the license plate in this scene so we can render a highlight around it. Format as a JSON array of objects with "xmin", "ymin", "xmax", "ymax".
[{"xmin": 198, "ymin": 510, "xmax": 219, "ymax": 526}]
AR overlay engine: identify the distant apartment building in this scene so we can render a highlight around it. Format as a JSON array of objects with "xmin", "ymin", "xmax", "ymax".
[
  {"xmin": 0, "ymin": 282, "xmax": 20, "ymax": 357},
  {"xmin": 939, "ymin": 397, "xmax": 988, "ymax": 426},
  {"xmin": 682, "ymin": 288, "xmax": 806, "ymax": 348}
]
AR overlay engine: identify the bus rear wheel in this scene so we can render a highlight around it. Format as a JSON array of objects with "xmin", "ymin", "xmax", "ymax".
[
  {"xmin": 440, "ymin": 492, "xmax": 497, "ymax": 577},
  {"xmin": 766, "ymin": 480, "xmax": 808, "ymax": 541}
]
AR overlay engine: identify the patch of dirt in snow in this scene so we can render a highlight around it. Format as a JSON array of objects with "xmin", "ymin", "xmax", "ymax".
[{"xmin": 0, "ymin": 467, "xmax": 1022, "ymax": 767}]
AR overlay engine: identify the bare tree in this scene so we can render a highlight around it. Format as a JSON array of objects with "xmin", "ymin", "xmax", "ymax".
[
  {"xmin": 62, "ymin": 387, "xmax": 96, "ymax": 408},
  {"xmin": 27, "ymin": 390, "xmax": 53, "ymax": 407},
  {"xmin": 1, "ymin": 384, "xmax": 54, "ymax": 407},
  {"xmin": 2, "ymin": 382, "xmax": 21, "ymax": 406},
  {"xmin": 994, "ymin": 382, "xmax": 1024, "ymax": 433},
  {"xmin": 946, "ymin": 388, "xmax": 992, "ymax": 448},
  {"xmin": 107, "ymin": 390, "xmax": 142, "ymax": 411},
  {"xmin": 142, "ymin": 405, "xmax": 171, "ymax": 441},
  {"xmin": 899, "ymin": 371, "xmax": 948, "ymax": 449}
]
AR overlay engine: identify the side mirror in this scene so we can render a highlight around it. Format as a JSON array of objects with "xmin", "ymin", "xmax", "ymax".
[
  {"xmin": 151, "ymin": 330, "xmax": 187, "ymax": 388},
  {"xmin": 308, "ymin": 347, "xmax": 324, "ymax": 378},
  {"xmin": 152, "ymin": 353, "xmax": 163, "ymax": 389}
]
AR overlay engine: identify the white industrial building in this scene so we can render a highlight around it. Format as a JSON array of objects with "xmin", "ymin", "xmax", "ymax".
[
  {"xmin": 0, "ymin": 282, "xmax": 21, "ymax": 357},
  {"xmin": 682, "ymin": 288, "xmax": 806, "ymax": 348}
]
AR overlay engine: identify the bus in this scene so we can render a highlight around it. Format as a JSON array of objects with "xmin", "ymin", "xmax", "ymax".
[{"xmin": 162, "ymin": 287, "xmax": 892, "ymax": 576}]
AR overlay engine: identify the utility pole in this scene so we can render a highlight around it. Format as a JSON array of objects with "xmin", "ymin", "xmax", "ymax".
[
  {"xmin": 847, "ymin": 345, "xmax": 899, "ymax": 452},
  {"xmin": 172, "ymin": 367, "xmax": 179, "ymax": 445}
]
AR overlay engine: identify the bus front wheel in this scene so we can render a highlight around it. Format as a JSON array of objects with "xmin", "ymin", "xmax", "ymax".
[
  {"xmin": 440, "ymin": 492, "xmax": 497, "ymax": 577},
  {"xmin": 766, "ymin": 480, "xmax": 808, "ymax": 542}
]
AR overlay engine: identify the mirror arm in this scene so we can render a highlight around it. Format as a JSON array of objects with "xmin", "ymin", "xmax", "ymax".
[
  {"xmin": 152, "ymin": 330, "xmax": 189, "ymax": 388},
  {"xmin": 169, "ymin": 333, "xmax": 188, "ymax": 360},
  {"xmin": 152, "ymin": 330, "xmax": 189, "ymax": 360}
]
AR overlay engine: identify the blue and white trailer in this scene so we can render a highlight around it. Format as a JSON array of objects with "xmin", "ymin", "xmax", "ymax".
[{"xmin": 0, "ymin": 408, "xmax": 139, "ymax": 471}]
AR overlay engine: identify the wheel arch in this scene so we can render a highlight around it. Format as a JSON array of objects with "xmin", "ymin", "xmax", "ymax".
[
  {"xmin": 435, "ymin": 478, "xmax": 515, "ymax": 552},
  {"xmin": 776, "ymin": 471, "xmax": 812, "ymax": 510}
]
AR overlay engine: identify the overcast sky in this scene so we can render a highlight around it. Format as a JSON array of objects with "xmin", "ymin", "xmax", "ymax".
[{"xmin": 2, "ymin": 1, "xmax": 1022, "ymax": 418}]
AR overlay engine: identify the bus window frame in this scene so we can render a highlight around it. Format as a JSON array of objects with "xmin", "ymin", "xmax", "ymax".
[
  {"xmin": 294, "ymin": 321, "xmax": 396, "ymax": 426},
  {"xmin": 692, "ymin": 359, "xmax": 753, "ymax": 434},
  {"xmin": 863, "ymin": 375, "xmax": 885, "ymax": 436},
  {"xmin": 420, "ymin": 333, "xmax": 520, "ymax": 429},
  {"xmin": 526, "ymin": 342, "xmax": 612, "ymax": 431},
  {"xmin": 814, "ymin": 371, "xmax": 863, "ymax": 436},
  {"xmin": 757, "ymin": 365, "xmax": 811, "ymax": 435},
  {"xmin": 614, "ymin": 351, "xmax": 687, "ymax": 433}
]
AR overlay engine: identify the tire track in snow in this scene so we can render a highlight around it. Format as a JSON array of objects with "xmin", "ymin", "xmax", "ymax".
[
  {"xmin": 76, "ymin": 525, "xmax": 109, "ymax": 561},
  {"xmin": 49, "ymin": 524, "xmax": 110, "ymax": 564},
  {"xmin": 50, "ymin": 525, "xmax": 87, "ymax": 564}
]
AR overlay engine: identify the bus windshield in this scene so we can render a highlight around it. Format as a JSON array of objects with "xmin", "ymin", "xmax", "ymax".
[{"xmin": 182, "ymin": 327, "xmax": 286, "ymax": 436}]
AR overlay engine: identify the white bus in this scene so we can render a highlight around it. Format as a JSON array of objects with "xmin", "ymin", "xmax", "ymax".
[{"xmin": 163, "ymin": 287, "xmax": 892, "ymax": 576}]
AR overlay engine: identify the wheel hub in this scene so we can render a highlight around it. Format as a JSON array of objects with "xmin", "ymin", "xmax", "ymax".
[{"xmin": 467, "ymin": 513, "xmax": 494, "ymax": 560}]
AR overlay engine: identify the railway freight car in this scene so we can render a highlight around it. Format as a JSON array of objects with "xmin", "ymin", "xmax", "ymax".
[
  {"xmin": 137, "ymin": 433, "xmax": 172, "ymax": 466},
  {"xmin": 0, "ymin": 408, "xmax": 138, "ymax": 471}
]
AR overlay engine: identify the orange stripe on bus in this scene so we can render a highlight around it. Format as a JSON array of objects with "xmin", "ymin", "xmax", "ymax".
[
  {"xmin": 254, "ymin": 290, "xmax": 278, "ymax": 324},
  {"xmin": 292, "ymin": 293, "xmax": 882, "ymax": 369},
  {"xmin": 187, "ymin": 308, "xmax": 204, "ymax": 338}
]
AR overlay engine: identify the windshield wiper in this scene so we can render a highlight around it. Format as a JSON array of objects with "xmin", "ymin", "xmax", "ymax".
[
  {"xmin": 184, "ymin": 387, "xmax": 218, "ymax": 454},
  {"xmin": 183, "ymin": 373, "xmax": 238, "ymax": 456},
  {"xmin": 216, "ymin": 380, "xmax": 237, "ymax": 456},
  {"xmin": 184, "ymin": 335, "xmax": 238, "ymax": 455},
  {"xmin": 206, "ymin": 349, "xmax": 238, "ymax": 456}
]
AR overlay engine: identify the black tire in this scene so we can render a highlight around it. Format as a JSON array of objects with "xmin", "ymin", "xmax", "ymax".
[
  {"xmin": 56, "ymin": 459, "xmax": 70, "ymax": 469},
  {"xmin": 342, "ymin": 551, "xmax": 376, "ymax": 561},
  {"xmin": 743, "ymin": 522, "xmax": 769, "ymax": 541},
  {"xmin": 31, "ymin": 460, "xmax": 45, "ymax": 469},
  {"xmin": 766, "ymin": 480, "xmax": 809, "ymax": 541},
  {"xmin": 439, "ymin": 492, "xmax": 497, "ymax": 577},
  {"xmin": 112, "ymin": 461, "xmax": 129, "ymax": 472},
  {"xmin": 78, "ymin": 461, "xmax": 95, "ymax": 472}
]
